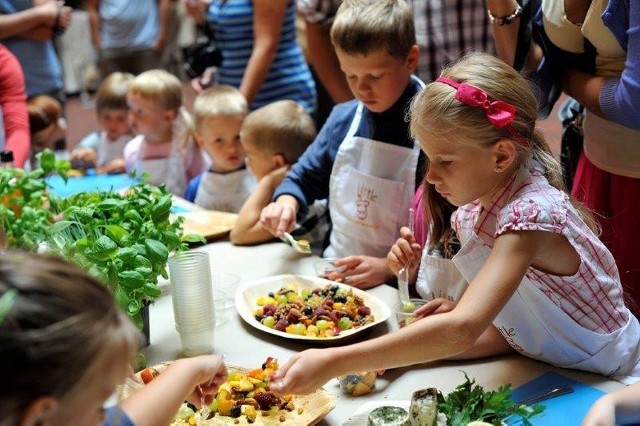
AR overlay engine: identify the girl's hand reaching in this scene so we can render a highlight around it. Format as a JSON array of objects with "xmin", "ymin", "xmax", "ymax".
[
  {"xmin": 268, "ymin": 349, "xmax": 335, "ymax": 397},
  {"xmin": 180, "ymin": 355, "xmax": 228, "ymax": 407},
  {"xmin": 414, "ymin": 298, "xmax": 457, "ymax": 318},
  {"xmin": 330, "ymin": 256, "xmax": 394, "ymax": 289},
  {"xmin": 387, "ymin": 226, "xmax": 422, "ymax": 276}
]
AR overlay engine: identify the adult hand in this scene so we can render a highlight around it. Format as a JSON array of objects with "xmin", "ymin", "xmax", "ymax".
[
  {"xmin": 331, "ymin": 256, "xmax": 393, "ymax": 289},
  {"xmin": 387, "ymin": 226, "xmax": 421, "ymax": 276},
  {"xmin": 268, "ymin": 349, "xmax": 334, "ymax": 396},
  {"xmin": 259, "ymin": 195, "xmax": 298, "ymax": 237},
  {"xmin": 183, "ymin": 0, "xmax": 209, "ymax": 25}
]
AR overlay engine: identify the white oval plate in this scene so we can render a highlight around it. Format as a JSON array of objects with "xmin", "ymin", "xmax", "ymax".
[{"xmin": 235, "ymin": 274, "xmax": 391, "ymax": 344}]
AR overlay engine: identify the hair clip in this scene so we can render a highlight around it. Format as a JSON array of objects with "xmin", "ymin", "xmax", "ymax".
[{"xmin": 435, "ymin": 77, "xmax": 529, "ymax": 147}]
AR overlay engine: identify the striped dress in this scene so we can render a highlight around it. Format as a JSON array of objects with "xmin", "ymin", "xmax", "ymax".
[{"xmin": 207, "ymin": 0, "xmax": 316, "ymax": 113}]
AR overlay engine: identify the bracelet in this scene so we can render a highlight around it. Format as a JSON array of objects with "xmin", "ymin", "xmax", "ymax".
[{"xmin": 487, "ymin": 5, "xmax": 523, "ymax": 26}]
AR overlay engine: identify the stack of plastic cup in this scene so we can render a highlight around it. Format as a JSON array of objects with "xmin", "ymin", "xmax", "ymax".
[{"xmin": 168, "ymin": 251, "xmax": 215, "ymax": 356}]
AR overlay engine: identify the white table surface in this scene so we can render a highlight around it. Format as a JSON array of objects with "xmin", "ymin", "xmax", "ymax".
[{"xmin": 143, "ymin": 241, "xmax": 625, "ymax": 425}]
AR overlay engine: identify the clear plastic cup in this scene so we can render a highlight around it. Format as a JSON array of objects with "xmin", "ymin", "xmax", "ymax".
[
  {"xmin": 394, "ymin": 299, "xmax": 429, "ymax": 328},
  {"xmin": 214, "ymin": 289, "xmax": 232, "ymax": 327},
  {"xmin": 314, "ymin": 258, "xmax": 346, "ymax": 279},
  {"xmin": 168, "ymin": 251, "xmax": 215, "ymax": 355},
  {"xmin": 212, "ymin": 273, "xmax": 240, "ymax": 303}
]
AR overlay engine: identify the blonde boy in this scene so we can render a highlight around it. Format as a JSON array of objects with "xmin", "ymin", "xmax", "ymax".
[
  {"xmin": 70, "ymin": 72, "xmax": 134, "ymax": 174},
  {"xmin": 230, "ymin": 100, "xmax": 317, "ymax": 245},
  {"xmin": 260, "ymin": 0, "xmax": 425, "ymax": 289},
  {"xmin": 184, "ymin": 85, "xmax": 255, "ymax": 213}
]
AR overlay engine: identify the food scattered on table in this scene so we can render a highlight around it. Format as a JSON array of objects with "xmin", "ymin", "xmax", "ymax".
[
  {"xmin": 253, "ymin": 283, "xmax": 374, "ymax": 337},
  {"xmin": 338, "ymin": 371, "xmax": 377, "ymax": 396},
  {"xmin": 126, "ymin": 357, "xmax": 337, "ymax": 425},
  {"xmin": 367, "ymin": 406, "xmax": 410, "ymax": 426}
]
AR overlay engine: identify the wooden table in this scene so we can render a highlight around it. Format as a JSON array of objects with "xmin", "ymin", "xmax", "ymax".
[{"xmin": 143, "ymin": 241, "xmax": 625, "ymax": 425}]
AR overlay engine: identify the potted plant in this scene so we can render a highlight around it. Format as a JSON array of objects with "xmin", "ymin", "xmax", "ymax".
[{"xmin": 1, "ymin": 150, "xmax": 205, "ymax": 340}]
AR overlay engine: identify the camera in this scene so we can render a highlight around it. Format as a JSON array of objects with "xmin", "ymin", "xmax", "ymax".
[{"xmin": 183, "ymin": 28, "xmax": 223, "ymax": 79}]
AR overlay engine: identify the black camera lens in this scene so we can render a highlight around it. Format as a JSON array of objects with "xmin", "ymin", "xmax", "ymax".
[{"xmin": 183, "ymin": 36, "xmax": 224, "ymax": 79}]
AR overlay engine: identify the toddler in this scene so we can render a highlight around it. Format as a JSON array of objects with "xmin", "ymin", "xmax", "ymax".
[
  {"xmin": 70, "ymin": 72, "xmax": 134, "ymax": 174},
  {"xmin": 183, "ymin": 85, "xmax": 255, "ymax": 212},
  {"xmin": 26, "ymin": 95, "xmax": 66, "ymax": 170},
  {"xmin": 230, "ymin": 99, "xmax": 318, "ymax": 245},
  {"xmin": 124, "ymin": 69, "xmax": 204, "ymax": 196}
]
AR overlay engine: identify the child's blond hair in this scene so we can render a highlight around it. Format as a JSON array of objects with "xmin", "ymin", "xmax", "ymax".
[
  {"xmin": 330, "ymin": 0, "xmax": 415, "ymax": 60},
  {"xmin": 240, "ymin": 100, "xmax": 316, "ymax": 164},
  {"xmin": 192, "ymin": 85, "xmax": 249, "ymax": 130},
  {"xmin": 128, "ymin": 69, "xmax": 194, "ymax": 148},
  {"xmin": 409, "ymin": 52, "xmax": 597, "ymax": 246},
  {"xmin": 96, "ymin": 72, "xmax": 134, "ymax": 114}
]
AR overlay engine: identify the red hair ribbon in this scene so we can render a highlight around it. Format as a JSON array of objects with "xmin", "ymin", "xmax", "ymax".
[{"xmin": 435, "ymin": 77, "xmax": 529, "ymax": 146}]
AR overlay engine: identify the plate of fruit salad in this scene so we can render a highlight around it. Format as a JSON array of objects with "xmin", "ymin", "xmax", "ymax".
[{"xmin": 235, "ymin": 274, "xmax": 390, "ymax": 343}]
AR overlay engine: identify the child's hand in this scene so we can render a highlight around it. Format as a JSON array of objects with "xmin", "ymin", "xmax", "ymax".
[
  {"xmin": 414, "ymin": 298, "xmax": 457, "ymax": 318},
  {"xmin": 268, "ymin": 349, "xmax": 334, "ymax": 396},
  {"xmin": 387, "ymin": 226, "xmax": 422, "ymax": 276},
  {"xmin": 259, "ymin": 195, "xmax": 298, "ymax": 237},
  {"xmin": 70, "ymin": 148, "xmax": 97, "ymax": 167},
  {"xmin": 582, "ymin": 394, "xmax": 616, "ymax": 426},
  {"xmin": 332, "ymin": 256, "xmax": 393, "ymax": 289},
  {"xmin": 98, "ymin": 158, "xmax": 126, "ymax": 175},
  {"xmin": 181, "ymin": 355, "xmax": 228, "ymax": 408}
]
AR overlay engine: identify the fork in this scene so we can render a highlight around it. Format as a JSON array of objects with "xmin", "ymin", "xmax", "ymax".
[
  {"xmin": 397, "ymin": 208, "xmax": 415, "ymax": 305},
  {"xmin": 280, "ymin": 232, "xmax": 312, "ymax": 254}
]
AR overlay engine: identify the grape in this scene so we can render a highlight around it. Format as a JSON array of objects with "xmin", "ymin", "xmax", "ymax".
[
  {"xmin": 262, "ymin": 316, "xmax": 276, "ymax": 328},
  {"xmin": 357, "ymin": 306, "xmax": 371, "ymax": 316},
  {"xmin": 338, "ymin": 317, "xmax": 352, "ymax": 330},
  {"xmin": 255, "ymin": 392, "xmax": 279, "ymax": 410},
  {"xmin": 316, "ymin": 319, "xmax": 329, "ymax": 331},
  {"xmin": 274, "ymin": 319, "xmax": 287, "ymax": 331}
]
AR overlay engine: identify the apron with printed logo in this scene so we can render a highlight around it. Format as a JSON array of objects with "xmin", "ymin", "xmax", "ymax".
[
  {"xmin": 194, "ymin": 169, "xmax": 256, "ymax": 213},
  {"xmin": 325, "ymin": 102, "xmax": 420, "ymax": 258},
  {"xmin": 133, "ymin": 143, "xmax": 186, "ymax": 196},
  {"xmin": 416, "ymin": 242, "xmax": 467, "ymax": 302},
  {"xmin": 452, "ymin": 232, "xmax": 640, "ymax": 384}
]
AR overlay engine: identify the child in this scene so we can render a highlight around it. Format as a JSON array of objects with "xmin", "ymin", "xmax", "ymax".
[
  {"xmin": 268, "ymin": 52, "xmax": 640, "ymax": 397},
  {"xmin": 0, "ymin": 251, "xmax": 227, "ymax": 426},
  {"xmin": 27, "ymin": 95, "xmax": 66, "ymax": 170},
  {"xmin": 230, "ymin": 99, "xmax": 318, "ymax": 245},
  {"xmin": 70, "ymin": 72, "xmax": 134, "ymax": 174},
  {"xmin": 260, "ymin": 0, "xmax": 426, "ymax": 289},
  {"xmin": 124, "ymin": 69, "xmax": 204, "ymax": 196},
  {"xmin": 183, "ymin": 85, "xmax": 255, "ymax": 212}
]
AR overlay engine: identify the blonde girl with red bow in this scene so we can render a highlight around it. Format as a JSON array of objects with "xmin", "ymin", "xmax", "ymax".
[{"xmin": 267, "ymin": 52, "xmax": 640, "ymax": 397}]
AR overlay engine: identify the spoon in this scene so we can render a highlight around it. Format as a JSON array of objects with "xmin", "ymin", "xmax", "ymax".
[{"xmin": 281, "ymin": 232, "xmax": 312, "ymax": 254}]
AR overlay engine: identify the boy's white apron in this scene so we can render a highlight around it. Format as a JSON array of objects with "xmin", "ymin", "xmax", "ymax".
[
  {"xmin": 451, "ymin": 231, "xmax": 640, "ymax": 384},
  {"xmin": 326, "ymin": 100, "xmax": 421, "ymax": 258},
  {"xmin": 133, "ymin": 143, "xmax": 186, "ymax": 196},
  {"xmin": 194, "ymin": 169, "xmax": 255, "ymax": 213}
]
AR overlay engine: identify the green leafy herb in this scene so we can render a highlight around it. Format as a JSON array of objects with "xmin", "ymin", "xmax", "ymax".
[{"xmin": 437, "ymin": 372, "xmax": 544, "ymax": 426}]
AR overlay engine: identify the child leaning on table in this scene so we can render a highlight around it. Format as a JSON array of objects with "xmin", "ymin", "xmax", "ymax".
[
  {"xmin": 124, "ymin": 69, "xmax": 204, "ymax": 196},
  {"xmin": 0, "ymin": 251, "xmax": 227, "ymax": 426},
  {"xmin": 260, "ymin": 0, "xmax": 426, "ymax": 289},
  {"xmin": 230, "ymin": 99, "xmax": 319, "ymax": 245},
  {"xmin": 267, "ymin": 52, "xmax": 640, "ymax": 398},
  {"xmin": 183, "ymin": 85, "xmax": 255, "ymax": 213},
  {"xmin": 70, "ymin": 72, "xmax": 135, "ymax": 174}
]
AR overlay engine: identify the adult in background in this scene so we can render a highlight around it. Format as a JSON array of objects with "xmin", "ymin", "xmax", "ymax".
[
  {"xmin": 489, "ymin": 0, "xmax": 640, "ymax": 316},
  {"xmin": 185, "ymin": 0, "xmax": 316, "ymax": 115},
  {"xmin": 86, "ymin": 0, "xmax": 174, "ymax": 78},
  {"xmin": 0, "ymin": 43, "xmax": 29, "ymax": 167},
  {"xmin": 0, "ymin": 0, "xmax": 72, "ymax": 151}
]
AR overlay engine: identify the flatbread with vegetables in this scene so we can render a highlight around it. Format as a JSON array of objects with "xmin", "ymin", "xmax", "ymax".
[{"xmin": 121, "ymin": 358, "xmax": 336, "ymax": 425}]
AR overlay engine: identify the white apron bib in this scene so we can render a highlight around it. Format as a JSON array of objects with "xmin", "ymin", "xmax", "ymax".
[
  {"xmin": 415, "ymin": 242, "xmax": 467, "ymax": 302},
  {"xmin": 97, "ymin": 133, "xmax": 130, "ymax": 167},
  {"xmin": 193, "ymin": 169, "xmax": 256, "ymax": 213},
  {"xmin": 452, "ymin": 232, "xmax": 640, "ymax": 384},
  {"xmin": 133, "ymin": 144, "xmax": 186, "ymax": 196},
  {"xmin": 325, "ymin": 101, "xmax": 421, "ymax": 258}
]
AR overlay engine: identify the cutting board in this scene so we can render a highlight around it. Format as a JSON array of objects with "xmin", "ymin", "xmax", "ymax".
[
  {"xmin": 507, "ymin": 372, "xmax": 606, "ymax": 426},
  {"xmin": 172, "ymin": 210, "xmax": 238, "ymax": 241}
]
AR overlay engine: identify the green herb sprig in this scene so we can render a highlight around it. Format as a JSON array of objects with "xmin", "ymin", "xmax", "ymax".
[{"xmin": 437, "ymin": 372, "xmax": 544, "ymax": 426}]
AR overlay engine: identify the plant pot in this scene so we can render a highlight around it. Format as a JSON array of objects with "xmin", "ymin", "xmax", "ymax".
[{"xmin": 141, "ymin": 303, "xmax": 150, "ymax": 348}]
